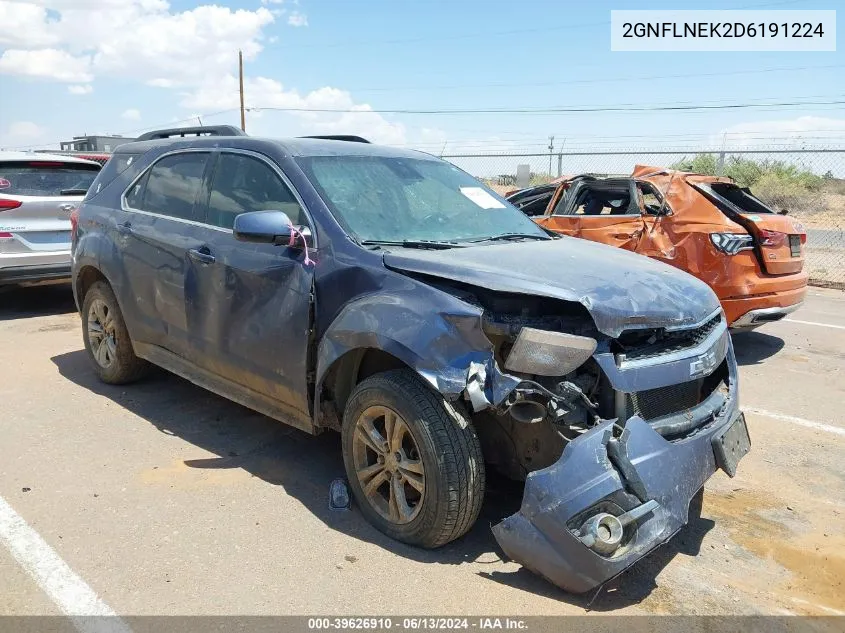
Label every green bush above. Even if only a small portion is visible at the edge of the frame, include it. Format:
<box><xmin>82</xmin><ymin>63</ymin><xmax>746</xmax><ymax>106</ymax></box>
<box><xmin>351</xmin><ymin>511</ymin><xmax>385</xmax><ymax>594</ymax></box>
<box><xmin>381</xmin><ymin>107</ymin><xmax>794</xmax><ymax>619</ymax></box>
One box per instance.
<box><xmin>751</xmin><ymin>173</ymin><xmax>817</xmax><ymax>214</ymax></box>
<box><xmin>670</xmin><ymin>153</ymin><xmax>828</xmax><ymax>215</ymax></box>
<box><xmin>672</xmin><ymin>154</ymin><xmax>823</xmax><ymax>189</ymax></box>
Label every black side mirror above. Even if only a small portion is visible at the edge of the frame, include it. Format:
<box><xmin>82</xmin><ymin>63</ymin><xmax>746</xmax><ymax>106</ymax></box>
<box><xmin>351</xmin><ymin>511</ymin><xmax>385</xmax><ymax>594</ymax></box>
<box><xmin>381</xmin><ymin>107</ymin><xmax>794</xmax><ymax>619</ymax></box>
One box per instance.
<box><xmin>233</xmin><ymin>210</ymin><xmax>299</xmax><ymax>245</ymax></box>
<box><xmin>779</xmin><ymin>208</ymin><xmax>789</xmax><ymax>215</ymax></box>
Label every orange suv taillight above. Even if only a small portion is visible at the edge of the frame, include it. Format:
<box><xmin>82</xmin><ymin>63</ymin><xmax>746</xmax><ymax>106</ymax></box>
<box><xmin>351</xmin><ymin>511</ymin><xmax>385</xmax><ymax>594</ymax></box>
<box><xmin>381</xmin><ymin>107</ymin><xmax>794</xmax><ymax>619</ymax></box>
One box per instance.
<box><xmin>710</xmin><ymin>232</ymin><xmax>754</xmax><ymax>255</ymax></box>
<box><xmin>758</xmin><ymin>229</ymin><xmax>787</xmax><ymax>247</ymax></box>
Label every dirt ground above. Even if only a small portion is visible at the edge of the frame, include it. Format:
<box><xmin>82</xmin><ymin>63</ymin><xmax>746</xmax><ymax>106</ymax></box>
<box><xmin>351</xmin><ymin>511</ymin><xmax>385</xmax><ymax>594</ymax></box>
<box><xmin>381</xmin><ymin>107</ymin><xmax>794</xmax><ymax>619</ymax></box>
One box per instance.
<box><xmin>1</xmin><ymin>284</ymin><xmax>843</xmax><ymax>618</ymax></box>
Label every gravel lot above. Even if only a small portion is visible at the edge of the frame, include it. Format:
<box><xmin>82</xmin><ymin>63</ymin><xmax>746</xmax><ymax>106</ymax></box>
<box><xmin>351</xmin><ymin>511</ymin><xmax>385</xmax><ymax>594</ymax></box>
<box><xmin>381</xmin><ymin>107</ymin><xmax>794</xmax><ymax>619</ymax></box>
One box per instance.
<box><xmin>1</xmin><ymin>284</ymin><xmax>843</xmax><ymax>617</ymax></box>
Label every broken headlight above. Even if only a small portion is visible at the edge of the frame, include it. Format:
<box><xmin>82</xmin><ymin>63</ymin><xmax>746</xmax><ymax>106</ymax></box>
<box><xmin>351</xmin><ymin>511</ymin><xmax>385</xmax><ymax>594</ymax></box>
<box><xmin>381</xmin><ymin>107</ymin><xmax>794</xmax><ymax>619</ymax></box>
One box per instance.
<box><xmin>504</xmin><ymin>328</ymin><xmax>597</xmax><ymax>377</ymax></box>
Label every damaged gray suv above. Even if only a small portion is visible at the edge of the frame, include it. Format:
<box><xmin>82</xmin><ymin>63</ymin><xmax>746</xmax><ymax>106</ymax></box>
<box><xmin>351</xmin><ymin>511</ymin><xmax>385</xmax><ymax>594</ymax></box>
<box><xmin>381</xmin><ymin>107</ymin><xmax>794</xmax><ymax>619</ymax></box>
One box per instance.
<box><xmin>71</xmin><ymin>127</ymin><xmax>750</xmax><ymax>593</ymax></box>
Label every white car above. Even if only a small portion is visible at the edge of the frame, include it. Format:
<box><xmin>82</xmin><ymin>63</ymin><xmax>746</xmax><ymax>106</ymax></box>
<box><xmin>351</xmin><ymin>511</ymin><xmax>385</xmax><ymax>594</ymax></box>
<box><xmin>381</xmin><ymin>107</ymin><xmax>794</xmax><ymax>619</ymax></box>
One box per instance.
<box><xmin>0</xmin><ymin>152</ymin><xmax>101</xmax><ymax>286</ymax></box>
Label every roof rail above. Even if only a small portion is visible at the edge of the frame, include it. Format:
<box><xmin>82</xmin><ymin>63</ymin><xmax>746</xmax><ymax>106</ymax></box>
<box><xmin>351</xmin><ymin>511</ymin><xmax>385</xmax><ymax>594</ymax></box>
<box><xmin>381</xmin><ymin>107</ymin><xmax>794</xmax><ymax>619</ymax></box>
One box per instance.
<box><xmin>300</xmin><ymin>135</ymin><xmax>371</xmax><ymax>144</ymax></box>
<box><xmin>135</xmin><ymin>125</ymin><xmax>246</xmax><ymax>142</ymax></box>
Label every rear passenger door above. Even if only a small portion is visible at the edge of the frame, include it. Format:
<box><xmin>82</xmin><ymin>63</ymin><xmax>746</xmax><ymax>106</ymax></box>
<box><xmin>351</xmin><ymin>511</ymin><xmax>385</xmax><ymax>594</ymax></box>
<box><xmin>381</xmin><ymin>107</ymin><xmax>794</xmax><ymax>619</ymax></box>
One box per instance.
<box><xmin>185</xmin><ymin>150</ymin><xmax>314</xmax><ymax>418</ymax></box>
<box><xmin>119</xmin><ymin>150</ymin><xmax>211</xmax><ymax>357</ymax></box>
<box><xmin>540</xmin><ymin>180</ymin><xmax>646</xmax><ymax>251</ymax></box>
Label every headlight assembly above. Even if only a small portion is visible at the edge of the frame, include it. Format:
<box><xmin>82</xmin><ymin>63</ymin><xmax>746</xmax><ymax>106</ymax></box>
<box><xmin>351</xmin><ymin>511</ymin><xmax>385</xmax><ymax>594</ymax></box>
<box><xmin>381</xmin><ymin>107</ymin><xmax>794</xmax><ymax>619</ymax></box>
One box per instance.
<box><xmin>504</xmin><ymin>328</ymin><xmax>597</xmax><ymax>376</ymax></box>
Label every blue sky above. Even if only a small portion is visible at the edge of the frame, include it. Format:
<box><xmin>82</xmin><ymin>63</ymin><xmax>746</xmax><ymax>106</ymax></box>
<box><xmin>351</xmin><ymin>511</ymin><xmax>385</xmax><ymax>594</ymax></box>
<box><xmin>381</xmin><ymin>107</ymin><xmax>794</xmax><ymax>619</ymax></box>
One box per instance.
<box><xmin>0</xmin><ymin>0</ymin><xmax>842</xmax><ymax>154</ymax></box>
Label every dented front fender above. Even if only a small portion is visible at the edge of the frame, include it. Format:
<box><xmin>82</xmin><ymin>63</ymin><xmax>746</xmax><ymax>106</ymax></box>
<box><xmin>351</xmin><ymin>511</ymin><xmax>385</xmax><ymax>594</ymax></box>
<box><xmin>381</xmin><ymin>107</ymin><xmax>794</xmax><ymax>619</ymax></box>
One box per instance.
<box><xmin>314</xmin><ymin>288</ymin><xmax>520</xmax><ymax>415</ymax></box>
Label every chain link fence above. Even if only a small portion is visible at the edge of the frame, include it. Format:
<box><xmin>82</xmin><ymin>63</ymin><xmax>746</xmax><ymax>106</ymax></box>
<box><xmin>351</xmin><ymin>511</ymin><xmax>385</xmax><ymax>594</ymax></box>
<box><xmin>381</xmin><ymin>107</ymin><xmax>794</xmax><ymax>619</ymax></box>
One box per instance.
<box><xmin>442</xmin><ymin>149</ymin><xmax>845</xmax><ymax>287</ymax></box>
<box><xmin>46</xmin><ymin>147</ymin><xmax>844</xmax><ymax>286</ymax></box>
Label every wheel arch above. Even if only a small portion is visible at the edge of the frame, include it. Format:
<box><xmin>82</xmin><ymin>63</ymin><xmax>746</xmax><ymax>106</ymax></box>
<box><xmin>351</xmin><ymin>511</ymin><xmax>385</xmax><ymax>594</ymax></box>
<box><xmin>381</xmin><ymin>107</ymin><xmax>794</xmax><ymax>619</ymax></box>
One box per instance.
<box><xmin>315</xmin><ymin>342</ymin><xmax>431</xmax><ymax>430</ymax></box>
<box><xmin>75</xmin><ymin>265</ymin><xmax>110</xmax><ymax>307</ymax></box>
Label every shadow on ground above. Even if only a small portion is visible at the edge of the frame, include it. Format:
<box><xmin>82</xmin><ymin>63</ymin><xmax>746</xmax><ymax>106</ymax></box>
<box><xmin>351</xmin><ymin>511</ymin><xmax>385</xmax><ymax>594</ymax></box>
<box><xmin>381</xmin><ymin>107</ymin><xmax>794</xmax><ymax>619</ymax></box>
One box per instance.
<box><xmin>51</xmin><ymin>349</ymin><xmax>713</xmax><ymax>610</ymax></box>
<box><xmin>0</xmin><ymin>283</ymin><xmax>76</xmax><ymax>321</ymax></box>
<box><xmin>731</xmin><ymin>330</ymin><xmax>785</xmax><ymax>366</ymax></box>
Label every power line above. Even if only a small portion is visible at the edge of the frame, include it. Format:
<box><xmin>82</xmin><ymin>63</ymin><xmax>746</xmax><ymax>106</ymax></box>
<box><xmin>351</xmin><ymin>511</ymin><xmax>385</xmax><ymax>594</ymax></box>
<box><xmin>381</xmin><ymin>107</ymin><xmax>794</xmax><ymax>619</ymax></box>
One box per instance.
<box><xmin>250</xmin><ymin>98</ymin><xmax>845</xmax><ymax>116</ymax></box>
<box><xmin>345</xmin><ymin>64</ymin><xmax>845</xmax><ymax>94</ymax></box>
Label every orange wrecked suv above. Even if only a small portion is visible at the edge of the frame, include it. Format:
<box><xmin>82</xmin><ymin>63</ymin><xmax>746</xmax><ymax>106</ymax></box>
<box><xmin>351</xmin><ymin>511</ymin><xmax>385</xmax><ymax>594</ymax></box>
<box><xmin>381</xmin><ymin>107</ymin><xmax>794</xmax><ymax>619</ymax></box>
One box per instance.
<box><xmin>507</xmin><ymin>165</ymin><xmax>808</xmax><ymax>329</ymax></box>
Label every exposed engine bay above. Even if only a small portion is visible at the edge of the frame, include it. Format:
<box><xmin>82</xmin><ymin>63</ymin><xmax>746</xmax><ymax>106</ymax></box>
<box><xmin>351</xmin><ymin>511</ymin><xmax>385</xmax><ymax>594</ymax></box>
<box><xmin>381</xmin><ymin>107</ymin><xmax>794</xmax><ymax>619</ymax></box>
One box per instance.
<box><xmin>423</xmin><ymin>278</ymin><xmax>733</xmax><ymax>484</ymax></box>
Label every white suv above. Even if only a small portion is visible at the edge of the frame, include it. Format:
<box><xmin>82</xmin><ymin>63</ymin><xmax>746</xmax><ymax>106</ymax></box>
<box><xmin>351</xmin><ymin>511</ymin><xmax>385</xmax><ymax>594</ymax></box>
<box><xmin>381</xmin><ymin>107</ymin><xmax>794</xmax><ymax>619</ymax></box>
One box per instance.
<box><xmin>0</xmin><ymin>152</ymin><xmax>101</xmax><ymax>286</ymax></box>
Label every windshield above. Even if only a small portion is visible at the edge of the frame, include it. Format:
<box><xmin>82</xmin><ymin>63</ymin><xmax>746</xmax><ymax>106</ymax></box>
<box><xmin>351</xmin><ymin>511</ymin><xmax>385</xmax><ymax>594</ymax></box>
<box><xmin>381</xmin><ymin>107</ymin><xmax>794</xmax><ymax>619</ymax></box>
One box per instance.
<box><xmin>296</xmin><ymin>155</ymin><xmax>549</xmax><ymax>243</ymax></box>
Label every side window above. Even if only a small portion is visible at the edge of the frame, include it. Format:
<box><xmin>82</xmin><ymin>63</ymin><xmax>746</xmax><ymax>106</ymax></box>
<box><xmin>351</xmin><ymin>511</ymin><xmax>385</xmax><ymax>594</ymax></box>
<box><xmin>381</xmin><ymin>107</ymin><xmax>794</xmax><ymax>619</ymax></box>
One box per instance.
<box><xmin>558</xmin><ymin>185</ymin><xmax>636</xmax><ymax>216</ymax></box>
<box><xmin>124</xmin><ymin>172</ymin><xmax>148</xmax><ymax>209</ymax></box>
<box><xmin>206</xmin><ymin>153</ymin><xmax>305</xmax><ymax>230</ymax></box>
<box><xmin>638</xmin><ymin>183</ymin><xmax>666</xmax><ymax>215</ymax></box>
<box><xmin>141</xmin><ymin>152</ymin><xmax>209</xmax><ymax>221</ymax></box>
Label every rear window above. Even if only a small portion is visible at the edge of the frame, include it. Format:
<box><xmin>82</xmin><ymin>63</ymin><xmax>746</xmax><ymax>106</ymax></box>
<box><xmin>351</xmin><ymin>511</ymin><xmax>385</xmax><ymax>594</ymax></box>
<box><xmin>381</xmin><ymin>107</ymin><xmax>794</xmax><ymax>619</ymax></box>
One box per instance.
<box><xmin>707</xmin><ymin>182</ymin><xmax>775</xmax><ymax>215</ymax></box>
<box><xmin>86</xmin><ymin>153</ymin><xmax>144</xmax><ymax>199</ymax></box>
<box><xmin>0</xmin><ymin>161</ymin><xmax>100</xmax><ymax>197</ymax></box>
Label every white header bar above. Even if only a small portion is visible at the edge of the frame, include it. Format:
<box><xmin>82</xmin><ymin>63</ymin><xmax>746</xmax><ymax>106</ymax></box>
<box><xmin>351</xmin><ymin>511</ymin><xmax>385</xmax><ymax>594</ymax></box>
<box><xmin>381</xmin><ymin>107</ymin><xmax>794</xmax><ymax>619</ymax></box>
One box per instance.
<box><xmin>611</xmin><ymin>10</ymin><xmax>836</xmax><ymax>52</ymax></box>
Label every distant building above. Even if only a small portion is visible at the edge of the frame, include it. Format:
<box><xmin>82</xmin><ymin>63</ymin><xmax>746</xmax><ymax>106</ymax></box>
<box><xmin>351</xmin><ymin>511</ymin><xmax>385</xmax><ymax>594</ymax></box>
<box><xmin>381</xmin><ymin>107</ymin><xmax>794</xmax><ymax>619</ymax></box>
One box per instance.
<box><xmin>60</xmin><ymin>135</ymin><xmax>133</xmax><ymax>153</ymax></box>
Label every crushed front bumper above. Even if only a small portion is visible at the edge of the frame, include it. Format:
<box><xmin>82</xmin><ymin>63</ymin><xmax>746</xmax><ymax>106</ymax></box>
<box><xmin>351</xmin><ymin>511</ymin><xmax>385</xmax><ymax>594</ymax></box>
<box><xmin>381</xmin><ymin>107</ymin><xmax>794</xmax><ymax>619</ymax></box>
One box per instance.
<box><xmin>492</xmin><ymin>393</ymin><xmax>746</xmax><ymax>594</ymax></box>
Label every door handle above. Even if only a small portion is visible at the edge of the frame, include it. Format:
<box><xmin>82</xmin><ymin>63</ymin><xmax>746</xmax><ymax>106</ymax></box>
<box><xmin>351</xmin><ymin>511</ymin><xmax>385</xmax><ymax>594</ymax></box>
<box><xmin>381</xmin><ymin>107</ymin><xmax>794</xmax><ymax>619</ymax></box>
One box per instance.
<box><xmin>188</xmin><ymin>247</ymin><xmax>216</xmax><ymax>264</ymax></box>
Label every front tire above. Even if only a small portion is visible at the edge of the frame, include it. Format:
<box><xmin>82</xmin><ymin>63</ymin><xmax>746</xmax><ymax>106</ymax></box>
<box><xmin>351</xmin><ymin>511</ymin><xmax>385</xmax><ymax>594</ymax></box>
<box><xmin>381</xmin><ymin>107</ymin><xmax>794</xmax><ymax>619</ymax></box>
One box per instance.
<box><xmin>81</xmin><ymin>281</ymin><xmax>149</xmax><ymax>384</ymax></box>
<box><xmin>342</xmin><ymin>369</ymin><xmax>485</xmax><ymax>548</ymax></box>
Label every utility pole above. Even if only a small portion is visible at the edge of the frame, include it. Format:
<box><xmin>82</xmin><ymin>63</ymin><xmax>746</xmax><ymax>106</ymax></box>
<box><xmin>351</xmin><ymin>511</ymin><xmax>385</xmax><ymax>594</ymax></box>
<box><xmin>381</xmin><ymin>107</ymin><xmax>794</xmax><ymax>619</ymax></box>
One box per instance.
<box><xmin>716</xmin><ymin>131</ymin><xmax>727</xmax><ymax>175</ymax></box>
<box><xmin>548</xmin><ymin>135</ymin><xmax>555</xmax><ymax>177</ymax></box>
<box><xmin>557</xmin><ymin>137</ymin><xmax>565</xmax><ymax>177</ymax></box>
<box><xmin>238</xmin><ymin>50</ymin><xmax>246</xmax><ymax>133</ymax></box>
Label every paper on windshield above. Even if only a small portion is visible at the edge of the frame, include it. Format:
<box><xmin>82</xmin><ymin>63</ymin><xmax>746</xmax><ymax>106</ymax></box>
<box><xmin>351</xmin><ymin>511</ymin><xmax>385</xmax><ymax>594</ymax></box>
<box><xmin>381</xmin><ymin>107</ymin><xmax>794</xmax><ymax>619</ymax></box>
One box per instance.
<box><xmin>460</xmin><ymin>187</ymin><xmax>506</xmax><ymax>209</ymax></box>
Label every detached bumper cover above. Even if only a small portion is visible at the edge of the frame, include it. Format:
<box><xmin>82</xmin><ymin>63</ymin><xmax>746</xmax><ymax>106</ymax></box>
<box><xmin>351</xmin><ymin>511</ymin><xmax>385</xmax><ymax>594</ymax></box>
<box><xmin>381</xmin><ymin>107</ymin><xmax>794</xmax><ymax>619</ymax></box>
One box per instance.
<box><xmin>492</xmin><ymin>402</ymin><xmax>744</xmax><ymax>594</ymax></box>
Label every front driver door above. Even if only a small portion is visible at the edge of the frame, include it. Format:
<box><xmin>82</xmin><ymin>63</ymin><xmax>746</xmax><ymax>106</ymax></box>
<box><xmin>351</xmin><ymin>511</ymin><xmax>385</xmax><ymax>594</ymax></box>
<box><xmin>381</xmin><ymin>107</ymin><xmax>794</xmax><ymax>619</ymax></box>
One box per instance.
<box><xmin>185</xmin><ymin>150</ymin><xmax>314</xmax><ymax>418</ymax></box>
<box><xmin>539</xmin><ymin>179</ymin><xmax>646</xmax><ymax>251</ymax></box>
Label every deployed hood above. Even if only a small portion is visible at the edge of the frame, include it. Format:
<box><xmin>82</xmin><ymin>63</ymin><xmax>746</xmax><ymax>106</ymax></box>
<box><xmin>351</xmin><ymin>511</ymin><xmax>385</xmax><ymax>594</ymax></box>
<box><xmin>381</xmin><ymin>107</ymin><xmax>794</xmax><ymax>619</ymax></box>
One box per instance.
<box><xmin>383</xmin><ymin>237</ymin><xmax>720</xmax><ymax>338</ymax></box>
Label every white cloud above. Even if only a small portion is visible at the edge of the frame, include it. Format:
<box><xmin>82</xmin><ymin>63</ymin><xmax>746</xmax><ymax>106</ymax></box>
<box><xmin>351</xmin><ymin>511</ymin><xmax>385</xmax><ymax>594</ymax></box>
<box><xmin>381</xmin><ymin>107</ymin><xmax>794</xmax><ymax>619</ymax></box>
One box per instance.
<box><xmin>0</xmin><ymin>1</ymin><xmax>273</xmax><ymax>86</ymax></box>
<box><xmin>181</xmin><ymin>75</ymin><xmax>408</xmax><ymax>145</ymax></box>
<box><xmin>68</xmin><ymin>83</ymin><xmax>93</xmax><ymax>95</ymax></box>
<box><xmin>0</xmin><ymin>48</ymin><xmax>92</xmax><ymax>82</ymax></box>
<box><xmin>8</xmin><ymin>121</ymin><xmax>46</xmax><ymax>138</ymax></box>
<box><xmin>0</xmin><ymin>121</ymin><xmax>48</xmax><ymax>149</ymax></box>
<box><xmin>121</xmin><ymin>108</ymin><xmax>141</xmax><ymax>120</ymax></box>
<box><xmin>716</xmin><ymin>116</ymin><xmax>845</xmax><ymax>150</ymax></box>
<box><xmin>287</xmin><ymin>11</ymin><xmax>308</xmax><ymax>27</ymax></box>
<box><xmin>0</xmin><ymin>0</ymin><xmax>439</xmax><ymax>150</ymax></box>
<box><xmin>0</xmin><ymin>2</ymin><xmax>59</xmax><ymax>47</ymax></box>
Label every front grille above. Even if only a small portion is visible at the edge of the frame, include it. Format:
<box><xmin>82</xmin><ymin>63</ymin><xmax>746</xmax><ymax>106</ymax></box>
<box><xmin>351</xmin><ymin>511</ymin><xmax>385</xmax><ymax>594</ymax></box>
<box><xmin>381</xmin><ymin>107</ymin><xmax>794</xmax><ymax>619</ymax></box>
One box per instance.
<box><xmin>619</xmin><ymin>313</ymin><xmax>722</xmax><ymax>363</ymax></box>
<box><xmin>624</xmin><ymin>379</ymin><xmax>703</xmax><ymax>421</ymax></box>
<box><xmin>620</xmin><ymin>359</ymin><xmax>730</xmax><ymax>436</ymax></box>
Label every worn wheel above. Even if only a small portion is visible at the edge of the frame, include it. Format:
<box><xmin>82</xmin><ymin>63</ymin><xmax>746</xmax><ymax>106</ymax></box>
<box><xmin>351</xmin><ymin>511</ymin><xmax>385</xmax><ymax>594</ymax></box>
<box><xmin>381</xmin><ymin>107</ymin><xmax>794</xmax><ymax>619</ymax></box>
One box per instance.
<box><xmin>81</xmin><ymin>281</ymin><xmax>149</xmax><ymax>384</ymax></box>
<box><xmin>342</xmin><ymin>369</ymin><xmax>485</xmax><ymax>548</ymax></box>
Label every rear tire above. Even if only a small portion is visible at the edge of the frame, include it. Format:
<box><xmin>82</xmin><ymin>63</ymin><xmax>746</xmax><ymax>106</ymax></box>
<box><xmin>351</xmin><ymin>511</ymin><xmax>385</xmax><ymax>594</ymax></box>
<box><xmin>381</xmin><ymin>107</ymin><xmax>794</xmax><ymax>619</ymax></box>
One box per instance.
<box><xmin>342</xmin><ymin>369</ymin><xmax>485</xmax><ymax>548</ymax></box>
<box><xmin>81</xmin><ymin>281</ymin><xmax>149</xmax><ymax>384</ymax></box>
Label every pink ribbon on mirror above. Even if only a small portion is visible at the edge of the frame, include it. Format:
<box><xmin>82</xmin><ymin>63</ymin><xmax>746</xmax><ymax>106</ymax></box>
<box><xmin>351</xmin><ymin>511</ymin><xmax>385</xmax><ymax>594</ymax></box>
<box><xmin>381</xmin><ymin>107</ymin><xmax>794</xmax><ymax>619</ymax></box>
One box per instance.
<box><xmin>287</xmin><ymin>223</ymin><xmax>314</xmax><ymax>266</ymax></box>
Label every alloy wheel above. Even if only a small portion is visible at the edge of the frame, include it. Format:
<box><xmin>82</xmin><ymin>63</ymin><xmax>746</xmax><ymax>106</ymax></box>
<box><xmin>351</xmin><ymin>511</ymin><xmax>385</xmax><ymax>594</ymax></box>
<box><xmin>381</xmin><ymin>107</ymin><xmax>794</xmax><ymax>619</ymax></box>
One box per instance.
<box><xmin>87</xmin><ymin>298</ymin><xmax>117</xmax><ymax>369</ymax></box>
<box><xmin>351</xmin><ymin>405</ymin><xmax>426</xmax><ymax>524</ymax></box>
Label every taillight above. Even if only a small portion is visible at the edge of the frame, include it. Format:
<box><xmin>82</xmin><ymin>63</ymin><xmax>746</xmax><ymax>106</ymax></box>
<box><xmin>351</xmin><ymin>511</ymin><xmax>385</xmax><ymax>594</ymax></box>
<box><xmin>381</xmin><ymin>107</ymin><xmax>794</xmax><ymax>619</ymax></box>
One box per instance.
<box><xmin>759</xmin><ymin>229</ymin><xmax>786</xmax><ymax>247</ymax></box>
<box><xmin>0</xmin><ymin>199</ymin><xmax>22</xmax><ymax>211</ymax></box>
<box><xmin>70</xmin><ymin>208</ymin><xmax>80</xmax><ymax>241</ymax></box>
<box><xmin>800</xmin><ymin>233</ymin><xmax>807</xmax><ymax>245</ymax></box>
<box><xmin>710</xmin><ymin>232</ymin><xmax>754</xmax><ymax>255</ymax></box>
<box><xmin>0</xmin><ymin>232</ymin><xmax>13</xmax><ymax>239</ymax></box>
